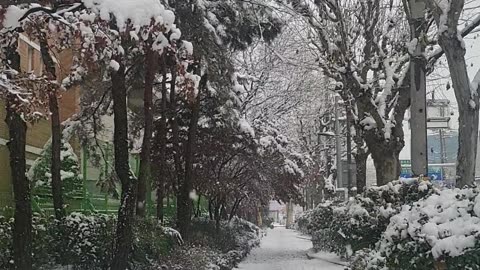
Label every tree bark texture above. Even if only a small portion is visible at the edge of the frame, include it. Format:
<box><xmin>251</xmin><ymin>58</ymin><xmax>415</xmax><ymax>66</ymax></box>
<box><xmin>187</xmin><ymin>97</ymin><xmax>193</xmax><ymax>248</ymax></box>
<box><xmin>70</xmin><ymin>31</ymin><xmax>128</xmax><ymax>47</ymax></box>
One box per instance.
<box><xmin>7</xmin><ymin>106</ymin><xmax>32</xmax><ymax>270</ymax></box>
<box><xmin>39</xmin><ymin>35</ymin><xmax>65</xmax><ymax>219</ymax></box>
<box><xmin>354</xmin><ymin>150</ymin><xmax>368</xmax><ymax>192</ymax></box>
<box><xmin>176</xmin><ymin>74</ymin><xmax>205</xmax><ymax>236</ymax></box>
<box><xmin>441</xmin><ymin>37</ymin><xmax>479</xmax><ymax>187</ymax></box>
<box><xmin>136</xmin><ymin>48</ymin><xmax>157</xmax><ymax>217</ymax></box>
<box><xmin>5</xmin><ymin>49</ymin><xmax>32</xmax><ymax>270</ymax></box>
<box><xmin>110</xmin><ymin>64</ymin><xmax>137</xmax><ymax>270</ymax></box>
<box><xmin>371</xmin><ymin>150</ymin><xmax>401</xmax><ymax>186</ymax></box>
<box><xmin>425</xmin><ymin>0</ymin><xmax>478</xmax><ymax>187</ymax></box>
<box><xmin>155</xmin><ymin>58</ymin><xmax>168</xmax><ymax>221</ymax></box>
<box><xmin>353</xmin><ymin>68</ymin><xmax>410</xmax><ymax>186</ymax></box>
<box><xmin>169</xmin><ymin>68</ymin><xmax>183</xmax><ymax>186</ymax></box>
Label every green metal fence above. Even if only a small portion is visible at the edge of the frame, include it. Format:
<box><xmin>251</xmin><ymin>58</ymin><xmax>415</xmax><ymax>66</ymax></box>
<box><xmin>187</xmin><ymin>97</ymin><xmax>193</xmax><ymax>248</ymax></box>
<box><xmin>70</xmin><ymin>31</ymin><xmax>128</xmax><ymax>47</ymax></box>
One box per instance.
<box><xmin>1</xmin><ymin>145</ymin><xmax>161</xmax><ymax>217</ymax></box>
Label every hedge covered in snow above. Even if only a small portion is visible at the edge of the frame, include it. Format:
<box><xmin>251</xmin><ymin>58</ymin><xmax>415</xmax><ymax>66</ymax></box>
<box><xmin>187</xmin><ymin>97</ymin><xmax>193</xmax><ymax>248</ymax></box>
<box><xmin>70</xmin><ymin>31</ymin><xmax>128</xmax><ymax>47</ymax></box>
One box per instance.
<box><xmin>296</xmin><ymin>179</ymin><xmax>438</xmax><ymax>258</ymax></box>
<box><xmin>352</xmin><ymin>187</ymin><xmax>480</xmax><ymax>270</ymax></box>
<box><xmin>0</xmin><ymin>213</ymin><xmax>176</xmax><ymax>269</ymax></box>
<box><xmin>0</xmin><ymin>213</ymin><xmax>260</xmax><ymax>270</ymax></box>
<box><xmin>297</xmin><ymin>179</ymin><xmax>480</xmax><ymax>269</ymax></box>
<box><xmin>178</xmin><ymin>217</ymin><xmax>262</xmax><ymax>270</ymax></box>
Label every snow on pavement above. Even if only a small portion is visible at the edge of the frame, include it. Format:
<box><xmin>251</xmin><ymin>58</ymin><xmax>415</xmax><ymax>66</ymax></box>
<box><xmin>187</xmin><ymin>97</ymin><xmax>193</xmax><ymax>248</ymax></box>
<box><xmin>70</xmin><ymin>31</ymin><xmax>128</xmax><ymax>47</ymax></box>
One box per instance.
<box><xmin>235</xmin><ymin>227</ymin><xmax>345</xmax><ymax>270</ymax></box>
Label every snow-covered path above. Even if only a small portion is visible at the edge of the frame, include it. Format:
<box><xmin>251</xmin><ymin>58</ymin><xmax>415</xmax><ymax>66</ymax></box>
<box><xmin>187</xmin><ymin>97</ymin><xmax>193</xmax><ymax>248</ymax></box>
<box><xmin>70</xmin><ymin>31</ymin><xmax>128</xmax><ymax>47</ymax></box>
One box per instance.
<box><xmin>235</xmin><ymin>227</ymin><xmax>344</xmax><ymax>270</ymax></box>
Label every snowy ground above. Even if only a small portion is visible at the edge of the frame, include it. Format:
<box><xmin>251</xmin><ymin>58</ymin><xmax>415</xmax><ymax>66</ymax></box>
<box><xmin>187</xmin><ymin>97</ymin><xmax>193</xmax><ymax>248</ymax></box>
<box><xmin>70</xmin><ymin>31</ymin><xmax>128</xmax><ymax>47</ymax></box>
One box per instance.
<box><xmin>234</xmin><ymin>227</ymin><xmax>345</xmax><ymax>270</ymax></box>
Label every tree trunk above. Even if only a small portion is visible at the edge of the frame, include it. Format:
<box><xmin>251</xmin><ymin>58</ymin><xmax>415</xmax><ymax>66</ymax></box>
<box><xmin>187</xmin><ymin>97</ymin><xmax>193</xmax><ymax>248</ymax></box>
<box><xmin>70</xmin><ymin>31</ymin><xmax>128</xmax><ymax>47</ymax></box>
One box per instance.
<box><xmin>353</xmin><ymin>122</ymin><xmax>368</xmax><ymax>192</ymax></box>
<box><xmin>177</xmin><ymin>81</ymin><xmax>202</xmax><ymax>236</ymax></box>
<box><xmin>371</xmin><ymin>151</ymin><xmax>400</xmax><ymax>186</ymax></box>
<box><xmin>49</xmin><ymin>92</ymin><xmax>64</xmax><ymax>219</ymax></box>
<box><xmin>256</xmin><ymin>205</ymin><xmax>263</xmax><ymax>227</ymax></box>
<box><xmin>39</xmin><ymin>34</ymin><xmax>64</xmax><ymax>219</ymax></box>
<box><xmin>195</xmin><ymin>194</ymin><xmax>202</xmax><ymax>217</ymax></box>
<box><xmin>5</xmin><ymin>48</ymin><xmax>32</xmax><ymax>270</ymax></box>
<box><xmin>424</xmin><ymin>0</ymin><xmax>479</xmax><ymax>186</ymax></box>
<box><xmin>208</xmin><ymin>199</ymin><xmax>214</xmax><ymax>220</ymax></box>
<box><xmin>214</xmin><ymin>201</ymin><xmax>221</xmax><ymax>231</ymax></box>
<box><xmin>355</xmin><ymin>152</ymin><xmax>368</xmax><ymax>192</ymax></box>
<box><xmin>110</xmin><ymin>64</ymin><xmax>137</xmax><ymax>270</ymax></box>
<box><xmin>169</xmin><ymin>68</ymin><xmax>182</xmax><ymax>185</ymax></box>
<box><xmin>228</xmin><ymin>197</ymin><xmax>241</xmax><ymax>221</ymax></box>
<box><xmin>7</xmin><ymin>106</ymin><xmax>32</xmax><ymax>270</ymax></box>
<box><xmin>136</xmin><ymin>49</ymin><xmax>157</xmax><ymax>217</ymax></box>
<box><xmin>156</xmin><ymin>57</ymin><xmax>168</xmax><ymax>221</ymax></box>
<box><xmin>439</xmin><ymin>37</ymin><xmax>479</xmax><ymax>187</ymax></box>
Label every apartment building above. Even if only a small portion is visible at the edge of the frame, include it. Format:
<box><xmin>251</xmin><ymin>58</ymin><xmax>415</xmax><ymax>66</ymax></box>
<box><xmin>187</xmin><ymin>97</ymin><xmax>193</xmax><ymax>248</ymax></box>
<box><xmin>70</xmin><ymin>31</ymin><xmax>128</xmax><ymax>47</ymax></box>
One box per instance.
<box><xmin>0</xmin><ymin>34</ymin><xmax>81</xmax><ymax>207</ymax></box>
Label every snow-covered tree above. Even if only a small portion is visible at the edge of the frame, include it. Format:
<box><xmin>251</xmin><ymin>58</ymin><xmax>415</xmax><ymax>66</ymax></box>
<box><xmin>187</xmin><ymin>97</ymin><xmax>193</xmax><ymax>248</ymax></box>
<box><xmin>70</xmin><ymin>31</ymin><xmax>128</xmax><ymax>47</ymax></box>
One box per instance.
<box><xmin>28</xmin><ymin>139</ymin><xmax>83</xmax><ymax>199</ymax></box>
<box><xmin>49</xmin><ymin>1</ymin><xmax>195</xmax><ymax>268</ymax></box>
<box><xmin>281</xmin><ymin>0</ymin><xmax>412</xmax><ymax>185</ymax></box>
<box><xmin>0</xmin><ymin>3</ymin><xmax>62</xmax><ymax>268</ymax></box>
<box><xmin>423</xmin><ymin>0</ymin><xmax>480</xmax><ymax>186</ymax></box>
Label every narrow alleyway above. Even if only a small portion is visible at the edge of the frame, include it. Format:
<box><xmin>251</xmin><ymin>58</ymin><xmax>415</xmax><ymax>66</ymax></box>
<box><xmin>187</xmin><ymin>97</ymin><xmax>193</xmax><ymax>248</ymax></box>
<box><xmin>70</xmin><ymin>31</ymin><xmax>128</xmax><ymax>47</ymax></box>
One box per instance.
<box><xmin>235</xmin><ymin>227</ymin><xmax>345</xmax><ymax>270</ymax></box>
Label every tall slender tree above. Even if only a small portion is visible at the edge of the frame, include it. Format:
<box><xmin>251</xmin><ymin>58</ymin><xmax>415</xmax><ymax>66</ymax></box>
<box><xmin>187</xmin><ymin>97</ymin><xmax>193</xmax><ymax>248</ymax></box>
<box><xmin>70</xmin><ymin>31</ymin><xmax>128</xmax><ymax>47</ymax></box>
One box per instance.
<box><xmin>136</xmin><ymin>45</ymin><xmax>158</xmax><ymax>217</ymax></box>
<box><xmin>424</xmin><ymin>0</ymin><xmax>480</xmax><ymax>187</ymax></box>
<box><xmin>4</xmin><ymin>48</ymin><xmax>32</xmax><ymax>270</ymax></box>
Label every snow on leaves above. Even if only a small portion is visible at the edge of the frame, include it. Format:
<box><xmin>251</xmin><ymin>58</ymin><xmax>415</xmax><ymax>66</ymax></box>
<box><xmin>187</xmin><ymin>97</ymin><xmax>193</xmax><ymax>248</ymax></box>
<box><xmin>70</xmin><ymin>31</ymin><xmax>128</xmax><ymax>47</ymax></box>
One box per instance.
<box><xmin>49</xmin><ymin>0</ymin><xmax>192</xmax><ymax>89</ymax></box>
<box><xmin>0</xmin><ymin>72</ymin><xmax>52</xmax><ymax>122</ymax></box>
<box><xmin>197</xmin><ymin>0</ymin><xmax>283</xmax><ymax>50</ymax></box>
<box><xmin>359</xmin><ymin>186</ymin><xmax>480</xmax><ymax>269</ymax></box>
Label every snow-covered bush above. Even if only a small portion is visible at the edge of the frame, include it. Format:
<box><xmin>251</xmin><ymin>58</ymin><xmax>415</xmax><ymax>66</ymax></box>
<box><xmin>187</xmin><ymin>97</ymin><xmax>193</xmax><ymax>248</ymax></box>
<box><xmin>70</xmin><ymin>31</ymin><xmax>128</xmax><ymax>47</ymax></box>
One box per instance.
<box><xmin>295</xmin><ymin>209</ymin><xmax>313</xmax><ymax>234</ymax></box>
<box><xmin>190</xmin><ymin>217</ymin><xmax>261</xmax><ymax>252</ymax></box>
<box><xmin>47</xmin><ymin>213</ymin><xmax>116</xmax><ymax>269</ymax></box>
<box><xmin>29</xmin><ymin>140</ymin><xmax>83</xmax><ymax>198</ymax></box>
<box><xmin>0</xmin><ymin>213</ymin><xmax>178</xmax><ymax>269</ymax></box>
<box><xmin>186</xmin><ymin>217</ymin><xmax>261</xmax><ymax>269</ymax></box>
<box><xmin>301</xmin><ymin>179</ymin><xmax>438</xmax><ymax>258</ymax></box>
<box><xmin>0</xmin><ymin>216</ymin><xmax>12</xmax><ymax>268</ymax></box>
<box><xmin>131</xmin><ymin>217</ymin><xmax>176</xmax><ymax>268</ymax></box>
<box><xmin>353</xmin><ymin>187</ymin><xmax>480</xmax><ymax>270</ymax></box>
<box><xmin>296</xmin><ymin>202</ymin><xmax>335</xmax><ymax>235</ymax></box>
<box><xmin>0</xmin><ymin>213</ymin><xmax>115</xmax><ymax>269</ymax></box>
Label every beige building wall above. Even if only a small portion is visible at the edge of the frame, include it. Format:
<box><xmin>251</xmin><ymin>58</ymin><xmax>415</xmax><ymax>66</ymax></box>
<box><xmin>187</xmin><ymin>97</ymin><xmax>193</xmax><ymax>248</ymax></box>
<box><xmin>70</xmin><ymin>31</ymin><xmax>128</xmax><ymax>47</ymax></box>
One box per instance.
<box><xmin>0</xmin><ymin>34</ymin><xmax>80</xmax><ymax>208</ymax></box>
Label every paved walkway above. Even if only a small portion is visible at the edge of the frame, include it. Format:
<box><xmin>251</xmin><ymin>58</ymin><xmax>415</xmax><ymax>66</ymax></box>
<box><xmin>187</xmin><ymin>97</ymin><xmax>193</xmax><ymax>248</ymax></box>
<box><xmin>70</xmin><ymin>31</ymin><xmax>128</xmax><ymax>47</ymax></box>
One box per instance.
<box><xmin>234</xmin><ymin>227</ymin><xmax>345</xmax><ymax>270</ymax></box>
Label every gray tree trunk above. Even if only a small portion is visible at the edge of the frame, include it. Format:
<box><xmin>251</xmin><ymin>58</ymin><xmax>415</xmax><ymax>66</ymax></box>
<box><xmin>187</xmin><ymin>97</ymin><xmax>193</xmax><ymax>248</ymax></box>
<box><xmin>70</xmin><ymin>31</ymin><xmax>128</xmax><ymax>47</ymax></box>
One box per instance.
<box><xmin>425</xmin><ymin>0</ymin><xmax>479</xmax><ymax>187</ymax></box>
<box><xmin>441</xmin><ymin>37</ymin><xmax>479</xmax><ymax>187</ymax></box>
<box><xmin>371</xmin><ymin>150</ymin><xmax>401</xmax><ymax>186</ymax></box>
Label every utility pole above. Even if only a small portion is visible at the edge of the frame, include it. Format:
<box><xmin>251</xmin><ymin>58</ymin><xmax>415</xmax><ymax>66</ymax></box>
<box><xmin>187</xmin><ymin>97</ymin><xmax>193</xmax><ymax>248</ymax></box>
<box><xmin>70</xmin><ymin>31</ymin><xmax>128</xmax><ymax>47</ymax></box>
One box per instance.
<box><xmin>408</xmin><ymin>0</ymin><xmax>428</xmax><ymax>177</ymax></box>
<box><xmin>439</xmin><ymin>129</ymin><xmax>446</xmax><ymax>177</ymax></box>
<box><xmin>334</xmin><ymin>95</ymin><xmax>343</xmax><ymax>188</ymax></box>
<box><xmin>439</xmin><ymin>103</ymin><xmax>447</xmax><ymax>179</ymax></box>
